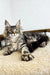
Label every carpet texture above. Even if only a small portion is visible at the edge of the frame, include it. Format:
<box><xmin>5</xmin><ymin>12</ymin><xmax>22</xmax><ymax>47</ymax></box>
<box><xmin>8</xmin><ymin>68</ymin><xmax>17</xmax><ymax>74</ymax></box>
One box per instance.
<box><xmin>0</xmin><ymin>42</ymin><xmax>50</xmax><ymax>75</ymax></box>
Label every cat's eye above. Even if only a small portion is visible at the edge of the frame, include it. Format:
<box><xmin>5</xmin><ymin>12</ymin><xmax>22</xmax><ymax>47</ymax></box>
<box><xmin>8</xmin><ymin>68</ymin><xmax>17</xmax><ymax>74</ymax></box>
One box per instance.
<box><xmin>8</xmin><ymin>31</ymin><xmax>12</xmax><ymax>34</ymax></box>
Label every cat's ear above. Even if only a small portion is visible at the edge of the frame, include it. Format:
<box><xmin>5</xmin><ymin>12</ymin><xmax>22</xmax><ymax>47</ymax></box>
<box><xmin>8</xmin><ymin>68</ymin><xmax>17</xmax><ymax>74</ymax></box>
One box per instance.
<box><xmin>16</xmin><ymin>20</ymin><xmax>23</xmax><ymax>34</ymax></box>
<box><xmin>16</xmin><ymin>20</ymin><xmax>21</xmax><ymax>30</ymax></box>
<box><xmin>5</xmin><ymin>20</ymin><xmax>10</xmax><ymax>29</ymax></box>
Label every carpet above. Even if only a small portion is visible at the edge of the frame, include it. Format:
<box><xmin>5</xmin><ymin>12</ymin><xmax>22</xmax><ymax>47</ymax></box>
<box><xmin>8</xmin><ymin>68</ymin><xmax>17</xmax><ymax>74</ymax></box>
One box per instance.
<box><xmin>0</xmin><ymin>41</ymin><xmax>50</xmax><ymax>75</ymax></box>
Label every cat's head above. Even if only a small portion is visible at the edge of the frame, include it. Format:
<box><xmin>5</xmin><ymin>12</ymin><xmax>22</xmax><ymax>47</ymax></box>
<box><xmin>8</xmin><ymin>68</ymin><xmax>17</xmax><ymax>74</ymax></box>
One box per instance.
<box><xmin>4</xmin><ymin>20</ymin><xmax>22</xmax><ymax>37</ymax></box>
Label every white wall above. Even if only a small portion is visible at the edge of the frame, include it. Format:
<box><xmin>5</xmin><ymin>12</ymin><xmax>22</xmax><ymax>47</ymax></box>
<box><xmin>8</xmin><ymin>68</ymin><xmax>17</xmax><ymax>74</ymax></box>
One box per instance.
<box><xmin>11</xmin><ymin>0</ymin><xmax>50</xmax><ymax>31</ymax></box>
<box><xmin>0</xmin><ymin>0</ymin><xmax>50</xmax><ymax>34</ymax></box>
<box><xmin>0</xmin><ymin>0</ymin><xmax>12</xmax><ymax>34</ymax></box>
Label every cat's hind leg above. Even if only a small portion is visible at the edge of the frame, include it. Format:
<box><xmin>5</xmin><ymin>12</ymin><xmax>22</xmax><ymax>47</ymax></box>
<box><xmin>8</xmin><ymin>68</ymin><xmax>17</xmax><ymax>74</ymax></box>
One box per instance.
<box><xmin>39</xmin><ymin>42</ymin><xmax>47</xmax><ymax>47</ymax></box>
<box><xmin>21</xmin><ymin>46</ymin><xmax>34</xmax><ymax>61</ymax></box>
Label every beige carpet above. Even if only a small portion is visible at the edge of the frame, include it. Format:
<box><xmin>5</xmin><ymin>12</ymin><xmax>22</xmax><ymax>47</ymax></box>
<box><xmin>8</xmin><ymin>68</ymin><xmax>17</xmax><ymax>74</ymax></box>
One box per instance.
<box><xmin>0</xmin><ymin>41</ymin><xmax>50</xmax><ymax>75</ymax></box>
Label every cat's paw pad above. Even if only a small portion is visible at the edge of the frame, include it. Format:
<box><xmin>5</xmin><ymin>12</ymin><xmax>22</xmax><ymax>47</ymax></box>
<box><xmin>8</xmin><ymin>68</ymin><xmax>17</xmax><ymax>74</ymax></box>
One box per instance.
<box><xmin>21</xmin><ymin>53</ymin><xmax>34</xmax><ymax>61</ymax></box>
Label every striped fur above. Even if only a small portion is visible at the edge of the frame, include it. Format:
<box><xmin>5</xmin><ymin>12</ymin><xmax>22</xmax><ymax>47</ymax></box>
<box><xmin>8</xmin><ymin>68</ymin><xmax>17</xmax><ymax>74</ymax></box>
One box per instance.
<box><xmin>3</xmin><ymin>20</ymin><xmax>49</xmax><ymax>61</ymax></box>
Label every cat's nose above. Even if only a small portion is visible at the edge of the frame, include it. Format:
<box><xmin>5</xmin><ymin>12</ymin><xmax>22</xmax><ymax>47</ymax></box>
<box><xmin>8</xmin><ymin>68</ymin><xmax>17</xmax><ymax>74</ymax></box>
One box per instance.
<box><xmin>13</xmin><ymin>31</ymin><xmax>16</xmax><ymax>34</ymax></box>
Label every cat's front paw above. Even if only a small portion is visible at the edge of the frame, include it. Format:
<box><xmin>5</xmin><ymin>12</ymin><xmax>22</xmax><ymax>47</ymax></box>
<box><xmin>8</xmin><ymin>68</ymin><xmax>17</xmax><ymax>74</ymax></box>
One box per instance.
<box><xmin>3</xmin><ymin>50</ymin><xmax>12</xmax><ymax>55</ymax></box>
<box><xmin>21</xmin><ymin>53</ymin><xmax>34</xmax><ymax>61</ymax></box>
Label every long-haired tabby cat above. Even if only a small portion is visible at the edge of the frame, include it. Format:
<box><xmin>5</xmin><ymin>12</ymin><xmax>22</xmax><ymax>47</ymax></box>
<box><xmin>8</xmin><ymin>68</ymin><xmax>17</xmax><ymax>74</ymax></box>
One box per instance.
<box><xmin>3</xmin><ymin>20</ymin><xmax>49</xmax><ymax>61</ymax></box>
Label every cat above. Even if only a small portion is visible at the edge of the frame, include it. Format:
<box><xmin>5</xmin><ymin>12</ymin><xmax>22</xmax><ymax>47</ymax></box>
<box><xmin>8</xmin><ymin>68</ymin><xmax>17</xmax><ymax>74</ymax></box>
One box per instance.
<box><xmin>3</xmin><ymin>20</ymin><xmax>49</xmax><ymax>61</ymax></box>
